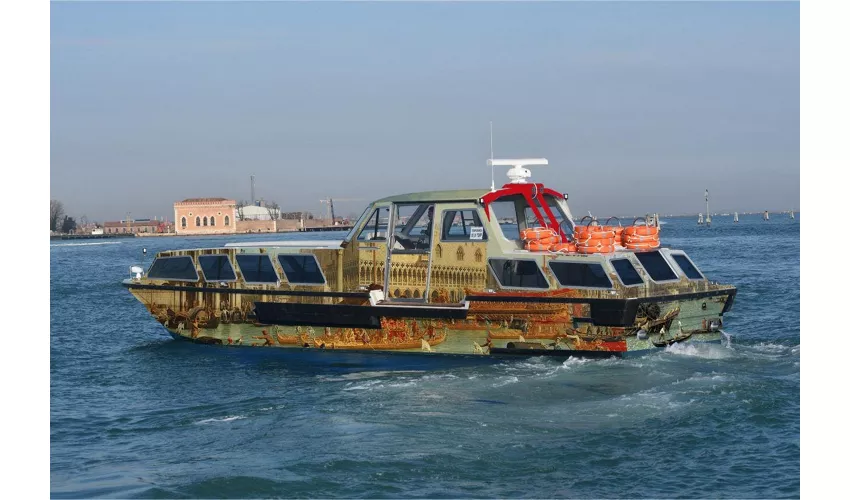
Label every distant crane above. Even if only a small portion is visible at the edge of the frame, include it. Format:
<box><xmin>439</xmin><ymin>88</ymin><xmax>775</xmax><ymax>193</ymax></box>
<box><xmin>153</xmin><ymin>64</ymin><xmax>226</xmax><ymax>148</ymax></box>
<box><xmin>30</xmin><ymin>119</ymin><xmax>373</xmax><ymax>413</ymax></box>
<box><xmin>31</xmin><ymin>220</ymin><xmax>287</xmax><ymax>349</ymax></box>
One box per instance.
<box><xmin>319</xmin><ymin>198</ymin><xmax>363</xmax><ymax>225</ymax></box>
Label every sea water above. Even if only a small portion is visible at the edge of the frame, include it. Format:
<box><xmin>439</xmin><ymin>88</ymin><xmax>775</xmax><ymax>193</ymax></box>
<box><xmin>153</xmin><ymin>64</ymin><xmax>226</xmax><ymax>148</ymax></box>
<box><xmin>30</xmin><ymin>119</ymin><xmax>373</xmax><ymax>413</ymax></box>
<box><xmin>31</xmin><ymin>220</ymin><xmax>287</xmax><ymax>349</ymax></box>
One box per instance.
<box><xmin>50</xmin><ymin>214</ymin><xmax>799</xmax><ymax>498</ymax></box>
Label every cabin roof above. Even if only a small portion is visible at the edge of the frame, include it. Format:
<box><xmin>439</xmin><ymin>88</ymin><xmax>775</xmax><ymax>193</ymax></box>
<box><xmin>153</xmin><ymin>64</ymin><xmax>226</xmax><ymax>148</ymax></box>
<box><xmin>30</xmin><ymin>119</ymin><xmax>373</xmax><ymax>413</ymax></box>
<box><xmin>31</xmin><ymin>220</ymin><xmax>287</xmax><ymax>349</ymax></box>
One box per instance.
<box><xmin>374</xmin><ymin>188</ymin><xmax>491</xmax><ymax>204</ymax></box>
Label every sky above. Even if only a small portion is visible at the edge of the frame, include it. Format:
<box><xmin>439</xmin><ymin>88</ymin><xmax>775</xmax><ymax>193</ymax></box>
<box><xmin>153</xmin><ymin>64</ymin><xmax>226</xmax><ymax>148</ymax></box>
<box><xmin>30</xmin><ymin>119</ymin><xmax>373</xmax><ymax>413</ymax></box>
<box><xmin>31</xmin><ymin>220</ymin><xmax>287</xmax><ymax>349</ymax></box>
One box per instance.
<box><xmin>50</xmin><ymin>1</ymin><xmax>800</xmax><ymax>222</ymax></box>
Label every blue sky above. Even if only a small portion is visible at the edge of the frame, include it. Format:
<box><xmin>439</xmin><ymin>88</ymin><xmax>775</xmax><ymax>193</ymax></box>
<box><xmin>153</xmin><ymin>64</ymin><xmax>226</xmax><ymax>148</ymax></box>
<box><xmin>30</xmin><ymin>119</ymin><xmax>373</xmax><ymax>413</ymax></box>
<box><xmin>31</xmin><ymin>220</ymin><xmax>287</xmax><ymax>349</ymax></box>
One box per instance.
<box><xmin>50</xmin><ymin>1</ymin><xmax>799</xmax><ymax>222</ymax></box>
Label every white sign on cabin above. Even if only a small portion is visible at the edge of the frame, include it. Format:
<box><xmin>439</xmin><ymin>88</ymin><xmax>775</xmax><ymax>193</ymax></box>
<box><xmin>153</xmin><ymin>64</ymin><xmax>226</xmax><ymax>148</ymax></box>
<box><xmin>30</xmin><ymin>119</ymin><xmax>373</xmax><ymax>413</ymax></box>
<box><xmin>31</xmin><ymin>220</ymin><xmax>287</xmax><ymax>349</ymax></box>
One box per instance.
<box><xmin>470</xmin><ymin>226</ymin><xmax>484</xmax><ymax>240</ymax></box>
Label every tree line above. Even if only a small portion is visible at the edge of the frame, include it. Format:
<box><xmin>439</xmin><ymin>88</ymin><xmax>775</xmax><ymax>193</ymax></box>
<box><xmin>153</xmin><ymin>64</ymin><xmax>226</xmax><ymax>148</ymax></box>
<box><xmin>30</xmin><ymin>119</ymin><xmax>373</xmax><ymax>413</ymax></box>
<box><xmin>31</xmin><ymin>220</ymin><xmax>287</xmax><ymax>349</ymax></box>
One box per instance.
<box><xmin>50</xmin><ymin>199</ymin><xmax>78</xmax><ymax>233</ymax></box>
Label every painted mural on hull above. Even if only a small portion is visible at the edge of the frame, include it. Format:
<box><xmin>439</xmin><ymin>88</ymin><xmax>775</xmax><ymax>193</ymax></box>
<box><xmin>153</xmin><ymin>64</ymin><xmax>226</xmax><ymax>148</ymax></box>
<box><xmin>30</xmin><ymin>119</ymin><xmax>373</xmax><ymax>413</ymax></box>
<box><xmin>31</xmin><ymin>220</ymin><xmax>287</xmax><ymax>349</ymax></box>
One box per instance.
<box><xmin>125</xmin><ymin>158</ymin><xmax>736</xmax><ymax>359</ymax></box>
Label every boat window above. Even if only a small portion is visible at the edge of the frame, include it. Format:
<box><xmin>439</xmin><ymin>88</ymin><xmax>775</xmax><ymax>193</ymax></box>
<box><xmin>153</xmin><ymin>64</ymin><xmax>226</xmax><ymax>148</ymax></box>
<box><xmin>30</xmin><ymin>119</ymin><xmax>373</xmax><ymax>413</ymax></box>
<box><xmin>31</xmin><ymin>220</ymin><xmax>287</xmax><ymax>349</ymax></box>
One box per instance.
<box><xmin>441</xmin><ymin>209</ymin><xmax>487</xmax><ymax>242</ymax></box>
<box><xmin>488</xmin><ymin>259</ymin><xmax>549</xmax><ymax>289</ymax></box>
<box><xmin>277</xmin><ymin>255</ymin><xmax>326</xmax><ymax>285</ymax></box>
<box><xmin>671</xmin><ymin>254</ymin><xmax>704</xmax><ymax>280</ymax></box>
<box><xmin>610</xmin><ymin>259</ymin><xmax>644</xmax><ymax>286</ymax></box>
<box><xmin>489</xmin><ymin>200</ymin><xmax>520</xmax><ymax>240</ymax></box>
<box><xmin>356</xmin><ymin>207</ymin><xmax>390</xmax><ymax>242</ymax></box>
<box><xmin>198</xmin><ymin>255</ymin><xmax>237</xmax><ymax>282</ymax></box>
<box><xmin>147</xmin><ymin>256</ymin><xmax>198</xmax><ymax>281</ymax></box>
<box><xmin>391</xmin><ymin>203</ymin><xmax>435</xmax><ymax>251</ymax></box>
<box><xmin>634</xmin><ymin>251</ymin><xmax>678</xmax><ymax>282</ymax></box>
<box><xmin>234</xmin><ymin>254</ymin><xmax>279</xmax><ymax>284</ymax></box>
<box><xmin>542</xmin><ymin>194</ymin><xmax>573</xmax><ymax>234</ymax></box>
<box><xmin>549</xmin><ymin>262</ymin><xmax>612</xmax><ymax>288</ymax></box>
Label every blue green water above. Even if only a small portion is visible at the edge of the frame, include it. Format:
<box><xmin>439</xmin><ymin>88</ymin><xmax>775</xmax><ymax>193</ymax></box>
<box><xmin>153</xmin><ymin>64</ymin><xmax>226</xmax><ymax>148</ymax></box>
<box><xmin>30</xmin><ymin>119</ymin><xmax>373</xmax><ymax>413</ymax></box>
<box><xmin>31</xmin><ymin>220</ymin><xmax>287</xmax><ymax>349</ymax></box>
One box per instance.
<box><xmin>50</xmin><ymin>214</ymin><xmax>799</xmax><ymax>498</ymax></box>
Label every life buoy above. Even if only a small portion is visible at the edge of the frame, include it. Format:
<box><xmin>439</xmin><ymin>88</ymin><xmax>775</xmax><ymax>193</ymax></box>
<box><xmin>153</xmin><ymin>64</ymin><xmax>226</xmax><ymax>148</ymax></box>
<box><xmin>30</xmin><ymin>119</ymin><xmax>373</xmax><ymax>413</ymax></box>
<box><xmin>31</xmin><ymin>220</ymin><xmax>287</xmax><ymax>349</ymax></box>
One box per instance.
<box><xmin>576</xmin><ymin>237</ymin><xmax>615</xmax><ymax>248</ymax></box>
<box><xmin>623</xmin><ymin>234</ymin><xmax>659</xmax><ymax>244</ymax></box>
<box><xmin>624</xmin><ymin>225</ymin><xmax>659</xmax><ymax>237</ymax></box>
<box><xmin>521</xmin><ymin>227</ymin><xmax>555</xmax><ymax>241</ymax></box>
<box><xmin>550</xmin><ymin>243</ymin><xmax>577</xmax><ymax>253</ymax></box>
<box><xmin>577</xmin><ymin>245</ymin><xmax>615</xmax><ymax>254</ymax></box>
<box><xmin>525</xmin><ymin>241</ymin><xmax>553</xmax><ymax>252</ymax></box>
<box><xmin>625</xmin><ymin>241</ymin><xmax>661</xmax><ymax>250</ymax></box>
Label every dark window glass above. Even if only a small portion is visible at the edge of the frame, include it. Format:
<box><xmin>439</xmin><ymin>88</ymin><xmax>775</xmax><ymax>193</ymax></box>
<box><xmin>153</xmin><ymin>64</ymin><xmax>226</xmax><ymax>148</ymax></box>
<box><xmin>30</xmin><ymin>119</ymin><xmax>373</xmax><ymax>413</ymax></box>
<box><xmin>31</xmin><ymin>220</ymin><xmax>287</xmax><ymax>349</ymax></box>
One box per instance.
<box><xmin>442</xmin><ymin>210</ymin><xmax>487</xmax><ymax>241</ymax></box>
<box><xmin>672</xmin><ymin>254</ymin><xmax>704</xmax><ymax>280</ymax></box>
<box><xmin>235</xmin><ymin>254</ymin><xmax>278</xmax><ymax>283</ymax></box>
<box><xmin>278</xmin><ymin>255</ymin><xmax>325</xmax><ymax>284</ymax></box>
<box><xmin>610</xmin><ymin>259</ymin><xmax>644</xmax><ymax>286</ymax></box>
<box><xmin>147</xmin><ymin>256</ymin><xmax>198</xmax><ymax>281</ymax></box>
<box><xmin>198</xmin><ymin>255</ymin><xmax>237</xmax><ymax>281</ymax></box>
<box><xmin>488</xmin><ymin>259</ymin><xmax>549</xmax><ymax>289</ymax></box>
<box><xmin>549</xmin><ymin>262</ymin><xmax>612</xmax><ymax>288</ymax></box>
<box><xmin>357</xmin><ymin>207</ymin><xmax>390</xmax><ymax>241</ymax></box>
<box><xmin>634</xmin><ymin>251</ymin><xmax>678</xmax><ymax>281</ymax></box>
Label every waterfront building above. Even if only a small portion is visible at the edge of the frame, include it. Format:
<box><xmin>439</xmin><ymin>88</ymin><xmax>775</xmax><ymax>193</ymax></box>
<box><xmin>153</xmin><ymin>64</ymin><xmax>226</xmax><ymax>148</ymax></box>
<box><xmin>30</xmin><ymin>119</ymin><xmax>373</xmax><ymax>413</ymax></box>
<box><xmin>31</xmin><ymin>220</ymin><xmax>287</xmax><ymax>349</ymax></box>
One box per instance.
<box><xmin>104</xmin><ymin>219</ymin><xmax>169</xmax><ymax>234</ymax></box>
<box><xmin>173</xmin><ymin>198</ymin><xmax>237</xmax><ymax>235</ymax></box>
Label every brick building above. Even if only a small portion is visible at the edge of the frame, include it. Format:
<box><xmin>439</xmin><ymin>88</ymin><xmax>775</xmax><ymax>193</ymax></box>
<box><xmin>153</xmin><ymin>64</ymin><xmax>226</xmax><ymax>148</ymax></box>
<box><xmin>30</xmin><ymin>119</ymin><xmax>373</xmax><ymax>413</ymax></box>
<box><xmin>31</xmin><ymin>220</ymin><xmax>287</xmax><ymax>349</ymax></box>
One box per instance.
<box><xmin>174</xmin><ymin>198</ymin><xmax>237</xmax><ymax>235</ymax></box>
<box><xmin>103</xmin><ymin>219</ymin><xmax>169</xmax><ymax>234</ymax></box>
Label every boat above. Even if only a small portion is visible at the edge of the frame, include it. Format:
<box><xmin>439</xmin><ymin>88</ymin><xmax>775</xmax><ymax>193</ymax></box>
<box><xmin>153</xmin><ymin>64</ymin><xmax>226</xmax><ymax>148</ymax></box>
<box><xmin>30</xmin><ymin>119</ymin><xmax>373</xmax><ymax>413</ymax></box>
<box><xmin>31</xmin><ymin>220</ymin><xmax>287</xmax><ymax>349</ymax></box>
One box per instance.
<box><xmin>734</xmin><ymin>212</ymin><xmax>739</xmax><ymax>223</ymax></box>
<box><xmin>763</xmin><ymin>211</ymin><xmax>770</xmax><ymax>221</ymax></box>
<box><xmin>124</xmin><ymin>157</ymin><xmax>737</xmax><ymax>363</ymax></box>
<box><xmin>790</xmin><ymin>209</ymin><xmax>795</xmax><ymax>220</ymax></box>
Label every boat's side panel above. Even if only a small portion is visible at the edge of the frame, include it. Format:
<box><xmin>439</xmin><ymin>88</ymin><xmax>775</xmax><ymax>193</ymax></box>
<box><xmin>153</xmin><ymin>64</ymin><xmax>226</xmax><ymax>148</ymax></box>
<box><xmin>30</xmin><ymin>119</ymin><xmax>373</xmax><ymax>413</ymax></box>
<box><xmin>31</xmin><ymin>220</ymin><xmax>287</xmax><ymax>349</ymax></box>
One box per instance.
<box><xmin>127</xmin><ymin>281</ymin><xmax>734</xmax><ymax>357</ymax></box>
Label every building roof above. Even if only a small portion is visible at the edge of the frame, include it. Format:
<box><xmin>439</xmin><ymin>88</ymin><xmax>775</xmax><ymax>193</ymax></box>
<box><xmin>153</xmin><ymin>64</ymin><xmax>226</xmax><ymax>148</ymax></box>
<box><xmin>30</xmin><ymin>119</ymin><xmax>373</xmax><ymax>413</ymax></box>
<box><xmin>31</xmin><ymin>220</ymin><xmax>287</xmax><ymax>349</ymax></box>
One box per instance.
<box><xmin>179</xmin><ymin>197</ymin><xmax>233</xmax><ymax>203</ymax></box>
<box><xmin>104</xmin><ymin>220</ymin><xmax>164</xmax><ymax>227</ymax></box>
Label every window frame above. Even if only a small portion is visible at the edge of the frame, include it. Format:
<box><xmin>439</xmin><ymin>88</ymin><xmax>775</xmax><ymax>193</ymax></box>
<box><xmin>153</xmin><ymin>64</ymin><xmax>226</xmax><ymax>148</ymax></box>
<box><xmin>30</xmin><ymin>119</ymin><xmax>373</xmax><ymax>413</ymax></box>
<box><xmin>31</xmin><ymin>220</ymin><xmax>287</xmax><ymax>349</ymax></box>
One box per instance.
<box><xmin>668</xmin><ymin>252</ymin><xmax>706</xmax><ymax>281</ymax></box>
<box><xmin>633</xmin><ymin>250</ymin><xmax>680</xmax><ymax>283</ymax></box>
<box><xmin>487</xmin><ymin>258</ymin><xmax>550</xmax><ymax>290</ymax></box>
<box><xmin>146</xmin><ymin>255</ymin><xmax>199</xmax><ymax>282</ymax></box>
<box><xmin>608</xmin><ymin>257</ymin><xmax>645</xmax><ymax>287</ymax></box>
<box><xmin>440</xmin><ymin>208</ymin><xmax>488</xmax><ymax>242</ymax></box>
<box><xmin>198</xmin><ymin>254</ymin><xmax>238</xmax><ymax>282</ymax></box>
<box><xmin>276</xmin><ymin>254</ymin><xmax>327</xmax><ymax>286</ymax></box>
<box><xmin>548</xmin><ymin>260</ymin><xmax>613</xmax><ymax>289</ymax></box>
<box><xmin>234</xmin><ymin>254</ymin><xmax>280</xmax><ymax>285</ymax></box>
<box><xmin>355</xmin><ymin>206</ymin><xmax>391</xmax><ymax>242</ymax></box>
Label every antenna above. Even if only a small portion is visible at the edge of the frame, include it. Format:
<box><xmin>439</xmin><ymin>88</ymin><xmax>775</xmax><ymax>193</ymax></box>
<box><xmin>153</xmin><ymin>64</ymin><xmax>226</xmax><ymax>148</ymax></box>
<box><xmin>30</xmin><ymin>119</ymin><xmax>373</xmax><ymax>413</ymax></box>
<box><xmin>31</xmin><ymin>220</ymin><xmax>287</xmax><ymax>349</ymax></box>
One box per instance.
<box><xmin>489</xmin><ymin>122</ymin><xmax>495</xmax><ymax>191</ymax></box>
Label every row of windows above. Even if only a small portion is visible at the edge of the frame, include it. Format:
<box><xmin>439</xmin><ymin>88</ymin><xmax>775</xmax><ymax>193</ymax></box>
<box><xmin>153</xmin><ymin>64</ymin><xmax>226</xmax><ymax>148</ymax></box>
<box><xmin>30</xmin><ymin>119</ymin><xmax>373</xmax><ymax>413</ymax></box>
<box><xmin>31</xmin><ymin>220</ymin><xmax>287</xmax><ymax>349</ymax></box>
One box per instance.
<box><xmin>488</xmin><ymin>251</ymin><xmax>704</xmax><ymax>289</ymax></box>
<box><xmin>355</xmin><ymin>206</ymin><xmax>488</xmax><ymax>245</ymax></box>
<box><xmin>180</xmin><ymin>216</ymin><xmax>230</xmax><ymax>228</ymax></box>
<box><xmin>147</xmin><ymin>254</ymin><xmax>325</xmax><ymax>285</ymax></box>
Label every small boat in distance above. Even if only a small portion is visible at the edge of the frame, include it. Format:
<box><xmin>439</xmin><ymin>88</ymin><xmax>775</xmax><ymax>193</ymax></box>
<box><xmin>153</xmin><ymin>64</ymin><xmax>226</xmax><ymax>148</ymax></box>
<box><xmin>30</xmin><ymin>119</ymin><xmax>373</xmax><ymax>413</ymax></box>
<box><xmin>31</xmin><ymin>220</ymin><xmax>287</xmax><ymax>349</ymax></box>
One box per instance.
<box><xmin>763</xmin><ymin>211</ymin><xmax>770</xmax><ymax>221</ymax></box>
<box><xmin>123</xmin><ymin>157</ymin><xmax>737</xmax><ymax>366</ymax></box>
<box><xmin>790</xmin><ymin>209</ymin><xmax>795</xmax><ymax>220</ymax></box>
<box><xmin>697</xmin><ymin>213</ymin><xmax>704</xmax><ymax>225</ymax></box>
<box><xmin>734</xmin><ymin>212</ymin><xmax>739</xmax><ymax>223</ymax></box>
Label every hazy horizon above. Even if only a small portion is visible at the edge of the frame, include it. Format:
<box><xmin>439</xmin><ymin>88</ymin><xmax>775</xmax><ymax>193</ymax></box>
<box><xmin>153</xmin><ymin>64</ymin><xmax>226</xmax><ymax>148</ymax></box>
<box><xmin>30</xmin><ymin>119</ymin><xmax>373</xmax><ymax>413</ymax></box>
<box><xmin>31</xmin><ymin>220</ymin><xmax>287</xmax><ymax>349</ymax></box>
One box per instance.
<box><xmin>50</xmin><ymin>2</ymin><xmax>800</xmax><ymax>223</ymax></box>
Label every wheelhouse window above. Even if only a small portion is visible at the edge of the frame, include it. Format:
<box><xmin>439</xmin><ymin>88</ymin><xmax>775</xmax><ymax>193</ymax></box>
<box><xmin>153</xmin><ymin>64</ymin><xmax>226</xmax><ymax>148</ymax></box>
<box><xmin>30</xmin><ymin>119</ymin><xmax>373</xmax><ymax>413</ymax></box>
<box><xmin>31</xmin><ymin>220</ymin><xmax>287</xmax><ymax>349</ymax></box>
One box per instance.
<box><xmin>488</xmin><ymin>259</ymin><xmax>549</xmax><ymax>289</ymax></box>
<box><xmin>391</xmin><ymin>203</ymin><xmax>435</xmax><ymax>251</ymax></box>
<box><xmin>671</xmin><ymin>254</ymin><xmax>704</xmax><ymax>280</ymax></box>
<box><xmin>198</xmin><ymin>255</ymin><xmax>237</xmax><ymax>282</ymax></box>
<box><xmin>234</xmin><ymin>254</ymin><xmax>279</xmax><ymax>284</ymax></box>
<box><xmin>356</xmin><ymin>207</ymin><xmax>390</xmax><ymax>242</ymax></box>
<box><xmin>634</xmin><ymin>251</ymin><xmax>678</xmax><ymax>282</ymax></box>
<box><xmin>489</xmin><ymin>200</ymin><xmax>521</xmax><ymax>240</ymax></box>
<box><xmin>442</xmin><ymin>209</ymin><xmax>487</xmax><ymax>241</ymax></box>
<box><xmin>549</xmin><ymin>262</ymin><xmax>612</xmax><ymax>289</ymax></box>
<box><xmin>277</xmin><ymin>255</ymin><xmax>326</xmax><ymax>285</ymax></box>
<box><xmin>610</xmin><ymin>259</ymin><xmax>644</xmax><ymax>286</ymax></box>
<box><xmin>147</xmin><ymin>256</ymin><xmax>198</xmax><ymax>281</ymax></box>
